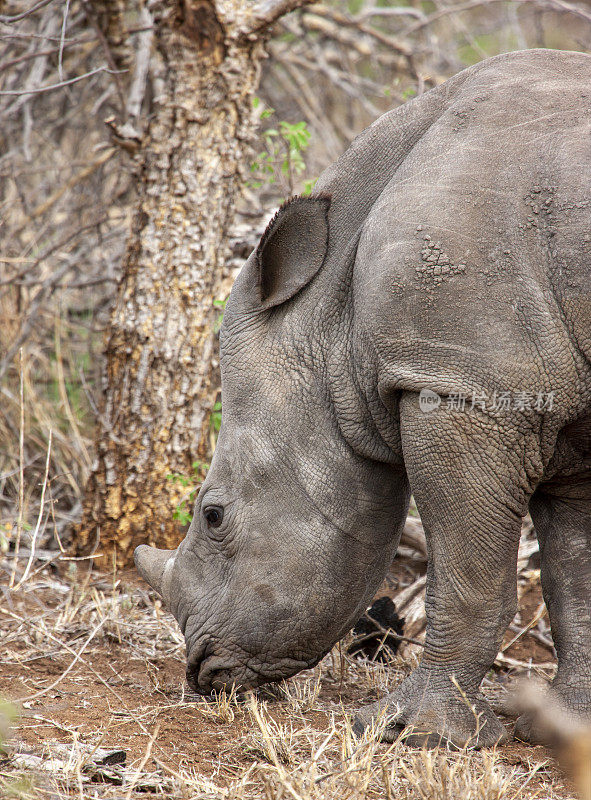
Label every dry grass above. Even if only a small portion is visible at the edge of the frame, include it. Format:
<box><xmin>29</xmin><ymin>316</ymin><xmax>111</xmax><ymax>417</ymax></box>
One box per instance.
<box><xmin>2</xmin><ymin>3</ymin><xmax>591</xmax><ymax>798</ymax></box>
<box><xmin>0</xmin><ymin>532</ymin><xmax>578</xmax><ymax>800</ymax></box>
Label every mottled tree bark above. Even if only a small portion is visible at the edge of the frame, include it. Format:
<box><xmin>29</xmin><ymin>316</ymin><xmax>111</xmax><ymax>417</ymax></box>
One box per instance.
<box><xmin>78</xmin><ymin>0</ymin><xmax>312</xmax><ymax>567</ymax></box>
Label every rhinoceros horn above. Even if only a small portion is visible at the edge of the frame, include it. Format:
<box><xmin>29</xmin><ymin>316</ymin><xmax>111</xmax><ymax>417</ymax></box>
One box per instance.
<box><xmin>134</xmin><ymin>545</ymin><xmax>176</xmax><ymax>602</ymax></box>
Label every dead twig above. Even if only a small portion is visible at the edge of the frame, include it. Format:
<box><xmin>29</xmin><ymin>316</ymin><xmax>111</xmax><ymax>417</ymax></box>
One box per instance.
<box><xmin>124</xmin><ymin>723</ymin><xmax>160</xmax><ymax>799</ymax></box>
<box><xmin>13</xmin><ymin>615</ymin><xmax>106</xmax><ymax>703</ymax></box>
<box><xmin>126</xmin><ymin>4</ymin><xmax>153</xmax><ymax>123</ymax></box>
<box><xmin>405</xmin><ymin>0</ymin><xmax>591</xmax><ymax>34</ymax></box>
<box><xmin>13</xmin><ymin>429</ymin><xmax>52</xmax><ymax>589</ymax></box>
<box><xmin>30</xmin><ymin>147</ymin><xmax>115</xmax><ymax>219</ymax></box>
<box><xmin>0</xmin><ymin>64</ymin><xmax>124</xmax><ymax>96</ymax></box>
<box><xmin>240</xmin><ymin>0</ymin><xmax>316</xmax><ymax>36</ymax></box>
<box><xmin>501</xmin><ymin>602</ymin><xmax>547</xmax><ymax>654</ymax></box>
<box><xmin>8</xmin><ymin>350</ymin><xmax>25</xmax><ymax>589</ymax></box>
<box><xmin>0</xmin><ymin>0</ymin><xmax>57</xmax><ymax>25</ymax></box>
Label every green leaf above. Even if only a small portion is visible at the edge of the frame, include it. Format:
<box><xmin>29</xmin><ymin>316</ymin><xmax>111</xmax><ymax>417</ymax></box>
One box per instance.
<box><xmin>173</xmin><ymin>503</ymin><xmax>192</xmax><ymax>526</ymax></box>
<box><xmin>166</xmin><ymin>472</ymin><xmax>190</xmax><ymax>487</ymax></box>
<box><xmin>251</xmin><ymin>115</ymin><xmax>312</xmax><ymax>194</ymax></box>
<box><xmin>302</xmin><ymin>178</ymin><xmax>317</xmax><ymax>196</ymax></box>
<box><xmin>211</xmin><ymin>399</ymin><xmax>222</xmax><ymax>434</ymax></box>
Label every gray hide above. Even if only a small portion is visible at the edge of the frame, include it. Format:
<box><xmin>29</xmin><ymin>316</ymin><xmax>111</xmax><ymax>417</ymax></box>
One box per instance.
<box><xmin>136</xmin><ymin>49</ymin><xmax>591</xmax><ymax>747</ymax></box>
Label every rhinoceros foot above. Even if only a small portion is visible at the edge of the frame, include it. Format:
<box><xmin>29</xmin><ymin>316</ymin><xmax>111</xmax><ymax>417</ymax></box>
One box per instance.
<box><xmin>353</xmin><ymin>667</ymin><xmax>508</xmax><ymax>748</ymax></box>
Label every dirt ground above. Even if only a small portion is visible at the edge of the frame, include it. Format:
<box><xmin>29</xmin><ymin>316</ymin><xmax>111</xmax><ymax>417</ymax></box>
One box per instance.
<box><xmin>1</xmin><ymin>533</ymin><xmax>584</xmax><ymax>800</ymax></box>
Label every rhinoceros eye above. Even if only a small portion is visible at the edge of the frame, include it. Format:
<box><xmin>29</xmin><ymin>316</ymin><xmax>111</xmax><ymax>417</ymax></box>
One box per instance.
<box><xmin>204</xmin><ymin>505</ymin><xmax>224</xmax><ymax>528</ymax></box>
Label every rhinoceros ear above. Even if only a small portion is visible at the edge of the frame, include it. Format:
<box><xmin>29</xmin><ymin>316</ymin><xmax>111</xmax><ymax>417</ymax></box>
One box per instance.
<box><xmin>256</xmin><ymin>195</ymin><xmax>330</xmax><ymax>310</ymax></box>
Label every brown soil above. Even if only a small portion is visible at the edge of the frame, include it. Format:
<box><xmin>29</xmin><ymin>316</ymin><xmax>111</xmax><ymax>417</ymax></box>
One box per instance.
<box><xmin>0</xmin><ymin>645</ymin><xmax>570</xmax><ymax>797</ymax></box>
<box><xmin>0</xmin><ymin>565</ymin><xmax>577</xmax><ymax>800</ymax></box>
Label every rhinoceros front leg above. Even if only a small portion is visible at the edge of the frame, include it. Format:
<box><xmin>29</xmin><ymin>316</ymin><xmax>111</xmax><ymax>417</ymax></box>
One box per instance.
<box><xmin>515</xmin><ymin>479</ymin><xmax>591</xmax><ymax>742</ymax></box>
<box><xmin>355</xmin><ymin>391</ymin><xmax>541</xmax><ymax>747</ymax></box>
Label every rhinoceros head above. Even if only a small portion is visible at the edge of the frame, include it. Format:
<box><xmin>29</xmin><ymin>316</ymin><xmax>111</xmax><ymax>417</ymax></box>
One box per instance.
<box><xmin>135</xmin><ymin>196</ymin><xmax>407</xmax><ymax>693</ymax></box>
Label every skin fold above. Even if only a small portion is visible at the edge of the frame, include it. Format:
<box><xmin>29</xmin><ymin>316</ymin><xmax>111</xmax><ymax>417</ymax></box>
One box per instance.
<box><xmin>135</xmin><ymin>49</ymin><xmax>591</xmax><ymax>747</ymax></box>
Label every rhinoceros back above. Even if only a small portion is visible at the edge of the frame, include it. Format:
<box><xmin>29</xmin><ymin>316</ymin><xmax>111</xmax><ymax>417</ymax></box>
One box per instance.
<box><xmin>345</xmin><ymin>49</ymin><xmax>591</xmax><ymax>424</ymax></box>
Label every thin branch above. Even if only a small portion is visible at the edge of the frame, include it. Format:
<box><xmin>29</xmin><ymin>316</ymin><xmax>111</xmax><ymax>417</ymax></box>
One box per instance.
<box><xmin>14</xmin><ymin>430</ymin><xmax>52</xmax><ymax>589</ymax></box>
<box><xmin>1</xmin><ymin>13</ymin><xmax>58</xmax><ymax>118</ymax></box>
<box><xmin>501</xmin><ymin>602</ymin><xmax>547</xmax><ymax>653</ymax></box>
<box><xmin>405</xmin><ymin>0</ymin><xmax>591</xmax><ymax>33</ymax></box>
<box><xmin>124</xmin><ymin>725</ymin><xmax>160</xmax><ymax>800</ymax></box>
<box><xmin>304</xmin><ymin>6</ymin><xmax>413</xmax><ymax>57</ymax></box>
<box><xmin>126</xmin><ymin>4</ymin><xmax>153</xmax><ymax>121</ymax></box>
<box><xmin>54</xmin><ymin>313</ymin><xmax>92</xmax><ymax>471</ymax></box>
<box><xmin>240</xmin><ymin>0</ymin><xmax>316</xmax><ymax>36</ymax></box>
<box><xmin>356</xmin><ymin>6</ymin><xmax>426</xmax><ymax>21</ymax></box>
<box><xmin>0</xmin><ymin>216</ymin><xmax>109</xmax><ymax>289</ymax></box>
<box><xmin>15</xmin><ymin>617</ymin><xmax>106</xmax><ymax>701</ymax></box>
<box><xmin>1</xmin><ymin>607</ymin><xmax>186</xmax><ymax>753</ymax></box>
<box><xmin>8</xmin><ymin>350</ymin><xmax>25</xmax><ymax>589</ymax></box>
<box><xmin>58</xmin><ymin>0</ymin><xmax>71</xmax><ymax>80</ymax></box>
<box><xmin>0</xmin><ymin>65</ymin><xmax>123</xmax><ymax>96</ymax></box>
<box><xmin>0</xmin><ymin>29</ymin><xmax>78</xmax><ymax>41</ymax></box>
<box><xmin>0</xmin><ymin>0</ymin><xmax>56</xmax><ymax>25</ymax></box>
<box><xmin>80</xmin><ymin>0</ymin><xmax>126</xmax><ymax>114</ymax></box>
<box><xmin>30</xmin><ymin>147</ymin><xmax>115</xmax><ymax>219</ymax></box>
<box><xmin>0</xmin><ymin>40</ymin><xmax>95</xmax><ymax>74</ymax></box>
<box><xmin>545</xmin><ymin>0</ymin><xmax>591</xmax><ymax>24</ymax></box>
<box><xmin>0</xmin><ymin>218</ymin><xmax>109</xmax><ymax>382</ymax></box>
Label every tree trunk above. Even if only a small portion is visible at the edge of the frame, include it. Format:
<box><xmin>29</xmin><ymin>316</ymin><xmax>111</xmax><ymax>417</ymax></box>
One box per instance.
<box><xmin>78</xmin><ymin>0</ymin><xmax>308</xmax><ymax>567</ymax></box>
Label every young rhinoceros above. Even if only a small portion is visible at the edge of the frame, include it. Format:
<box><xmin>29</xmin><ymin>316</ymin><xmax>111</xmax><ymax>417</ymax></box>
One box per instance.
<box><xmin>135</xmin><ymin>49</ymin><xmax>591</xmax><ymax>747</ymax></box>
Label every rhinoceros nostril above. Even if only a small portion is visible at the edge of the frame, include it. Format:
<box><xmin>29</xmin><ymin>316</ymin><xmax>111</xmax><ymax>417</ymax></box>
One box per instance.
<box><xmin>185</xmin><ymin>642</ymin><xmax>213</xmax><ymax>693</ymax></box>
<box><xmin>185</xmin><ymin>667</ymin><xmax>200</xmax><ymax>693</ymax></box>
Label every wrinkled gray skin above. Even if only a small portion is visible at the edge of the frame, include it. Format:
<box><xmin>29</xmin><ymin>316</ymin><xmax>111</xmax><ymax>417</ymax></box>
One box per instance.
<box><xmin>135</xmin><ymin>50</ymin><xmax>591</xmax><ymax>747</ymax></box>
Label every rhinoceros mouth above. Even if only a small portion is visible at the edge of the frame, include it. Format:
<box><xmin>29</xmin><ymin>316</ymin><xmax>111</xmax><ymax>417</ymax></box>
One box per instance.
<box><xmin>185</xmin><ymin>640</ymin><xmax>212</xmax><ymax>692</ymax></box>
<box><xmin>185</xmin><ymin>639</ymin><xmax>255</xmax><ymax>694</ymax></box>
<box><xmin>185</xmin><ymin>645</ymin><xmax>225</xmax><ymax>693</ymax></box>
<box><xmin>186</xmin><ymin>658</ymin><xmax>219</xmax><ymax>694</ymax></box>
<box><xmin>187</xmin><ymin>659</ymin><xmax>260</xmax><ymax>695</ymax></box>
<box><xmin>185</xmin><ymin>641</ymin><xmax>321</xmax><ymax>694</ymax></box>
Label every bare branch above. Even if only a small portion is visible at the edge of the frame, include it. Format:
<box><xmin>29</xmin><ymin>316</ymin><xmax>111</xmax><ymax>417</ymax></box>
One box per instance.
<box><xmin>0</xmin><ymin>65</ymin><xmax>122</xmax><ymax>96</ymax></box>
<box><xmin>58</xmin><ymin>0</ymin><xmax>71</xmax><ymax>79</ymax></box>
<box><xmin>1</xmin><ymin>13</ymin><xmax>58</xmax><ymax>118</ymax></box>
<box><xmin>355</xmin><ymin>6</ymin><xmax>426</xmax><ymax>21</ymax></box>
<box><xmin>239</xmin><ymin>0</ymin><xmax>316</xmax><ymax>36</ymax></box>
<box><xmin>405</xmin><ymin>0</ymin><xmax>591</xmax><ymax>33</ymax></box>
<box><xmin>126</xmin><ymin>4</ymin><xmax>153</xmax><ymax>122</ymax></box>
<box><xmin>80</xmin><ymin>0</ymin><xmax>127</xmax><ymax>114</ymax></box>
<box><xmin>0</xmin><ymin>216</ymin><xmax>110</xmax><ymax>382</ymax></box>
<box><xmin>305</xmin><ymin>6</ymin><xmax>414</xmax><ymax>58</ymax></box>
<box><xmin>534</xmin><ymin>0</ymin><xmax>591</xmax><ymax>24</ymax></box>
<box><xmin>29</xmin><ymin>148</ymin><xmax>115</xmax><ymax>219</ymax></box>
<box><xmin>0</xmin><ymin>41</ymin><xmax>94</xmax><ymax>74</ymax></box>
<box><xmin>0</xmin><ymin>0</ymin><xmax>56</xmax><ymax>25</ymax></box>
